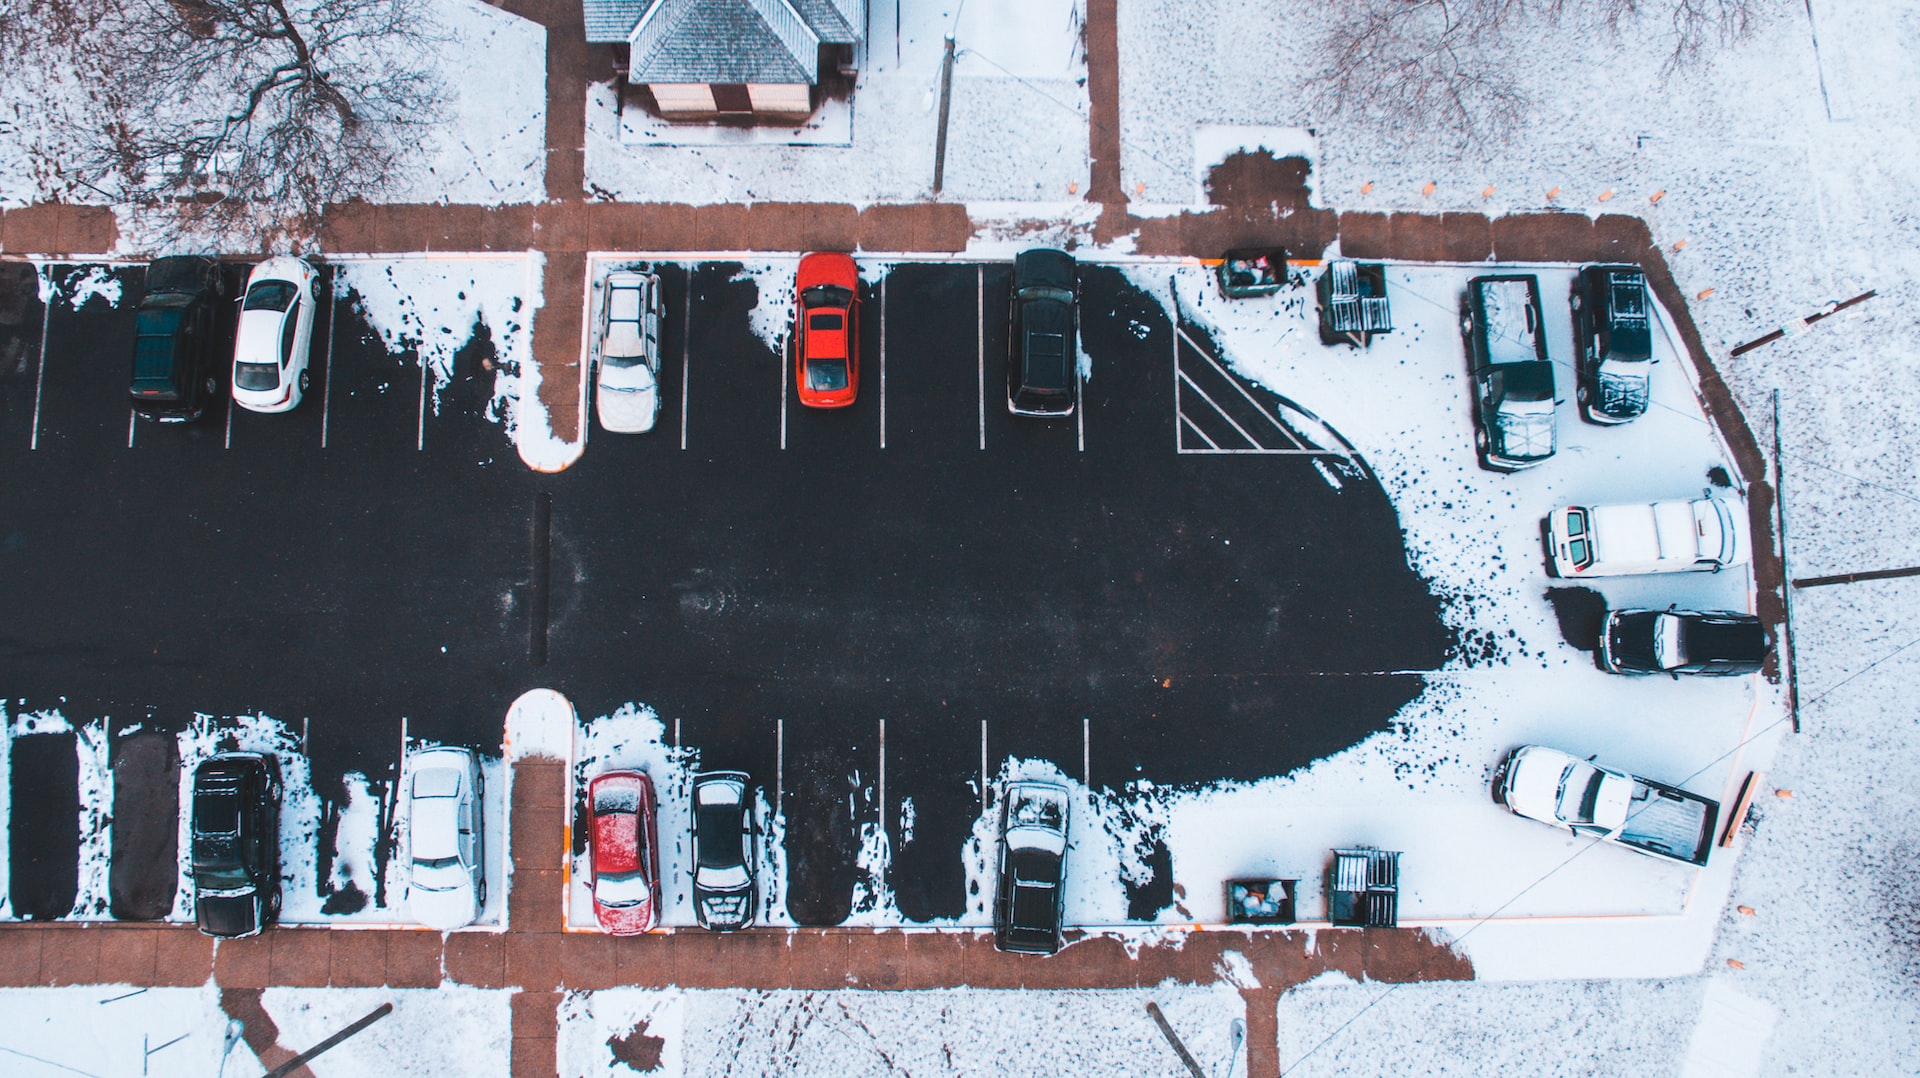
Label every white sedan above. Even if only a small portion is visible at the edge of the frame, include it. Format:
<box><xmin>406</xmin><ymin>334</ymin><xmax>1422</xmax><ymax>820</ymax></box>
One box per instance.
<box><xmin>405</xmin><ymin>747</ymin><xmax>486</xmax><ymax>930</ymax></box>
<box><xmin>594</xmin><ymin>270</ymin><xmax>662</xmax><ymax>433</ymax></box>
<box><xmin>232</xmin><ymin>257</ymin><xmax>321</xmax><ymax>413</ymax></box>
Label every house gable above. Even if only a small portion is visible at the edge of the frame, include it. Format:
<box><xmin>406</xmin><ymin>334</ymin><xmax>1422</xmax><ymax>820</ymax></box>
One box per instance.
<box><xmin>625</xmin><ymin>0</ymin><xmax>820</xmax><ymax>85</ymax></box>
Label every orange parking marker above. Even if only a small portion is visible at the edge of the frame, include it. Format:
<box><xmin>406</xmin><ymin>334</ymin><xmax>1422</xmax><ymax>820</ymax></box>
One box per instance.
<box><xmin>1597</xmin><ymin>189</ymin><xmax>1615</xmax><ymax>202</ymax></box>
<box><xmin>1134</xmin><ymin>181</ymin><xmax>1146</xmax><ymax>195</ymax></box>
<box><xmin>1697</xmin><ymin>288</ymin><xmax>1715</xmax><ymax>300</ymax></box>
<box><xmin>1738</xmin><ymin>905</ymin><xmax>1757</xmax><ymax>916</ymax></box>
<box><xmin>1650</xmin><ymin>189</ymin><xmax>1666</xmax><ymax>203</ymax></box>
<box><xmin>1069</xmin><ymin>181</ymin><xmax>1079</xmax><ymax>194</ymax></box>
<box><xmin>1481</xmin><ymin>185</ymin><xmax>1496</xmax><ymax>199</ymax></box>
<box><xmin>1673</xmin><ymin>239</ymin><xmax>1689</xmax><ymax>251</ymax></box>
<box><xmin>1361</xmin><ymin>181</ymin><xmax>1374</xmax><ymax>194</ymax></box>
<box><xmin>1421</xmin><ymin>181</ymin><xmax>1436</xmax><ymax>197</ymax></box>
<box><xmin>1726</xmin><ymin>958</ymin><xmax>1745</xmax><ymax>970</ymax></box>
<box><xmin>1545</xmin><ymin>186</ymin><xmax>1561</xmax><ymax>201</ymax></box>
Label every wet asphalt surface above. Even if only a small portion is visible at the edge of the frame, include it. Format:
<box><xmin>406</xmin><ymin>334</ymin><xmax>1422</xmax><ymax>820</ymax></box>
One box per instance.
<box><xmin>0</xmin><ymin>258</ymin><xmax>1447</xmax><ymax>924</ymax></box>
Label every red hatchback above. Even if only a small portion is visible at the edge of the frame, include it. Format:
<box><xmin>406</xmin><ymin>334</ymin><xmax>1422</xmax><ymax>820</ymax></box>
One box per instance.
<box><xmin>587</xmin><ymin>770</ymin><xmax>661</xmax><ymax>935</ymax></box>
<box><xmin>795</xmin><ymin>252</ymin><xmax>859</xmax><ymax>408</ymax></box>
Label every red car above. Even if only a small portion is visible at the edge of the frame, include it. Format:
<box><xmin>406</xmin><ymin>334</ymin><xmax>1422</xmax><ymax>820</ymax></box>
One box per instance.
<box><xmin>587</xmin><ymin>770</ymin><xmax>661</xmax><ymax>935</ymax></box>
<box><xmin>794</xmin><ymin>252</ymin><xmax>859</xmax><ymax>408</ymax></box>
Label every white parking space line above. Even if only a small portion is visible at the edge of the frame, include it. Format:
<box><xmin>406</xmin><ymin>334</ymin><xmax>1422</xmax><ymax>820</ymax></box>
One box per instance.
<box><xmin>320</xmin><ymin>277</ymin><xmax>337</xmax><ymax>448</ymax></box>
<box><xmin>774</xmin><ymin>717</ymin><xmax>784</xmax><ymax>815</ymax></box>
<box><xmin>979</xmin><ymin>719</ymin><xmax>988</xmax><ymax>809</ymax></box>
<box><xmin>415</xmin><ymin>355</ymin><xmax>428</xmax><ymax>451</ymax></box>
<box><xmin>779</xmin><ymin>334</ymin><xmax>788</xmax><ymax>451</ymax></box>
<box><xmin>1180</xmin><ymin>415</ymin><xmax>1222</xmax><ymax>450</ymax></box>
<box><xmin>877</xmin><ymin>718</ymin><xmax>887</xmax><ymax>837</ymax></box>
<box><xmin>1076</xmin><ymin>366</ymin><xmax>1086</xmax><ymax>452</ymax></box>
<box><xmin>125</xmin><ymin>407</ymin><xmax>136</xmax><ymax>448</ymax></box>
<box><xmin>29</xmin><ymin>269</ymin><xmax>48</xmax><ymax>450</ymax></box>
<box><xmin>674</xmin><ymin>717</ymin><xmax>681</xmax><ymax>747</ymax></box>
<box><xmin>879</xmin><ymin>275</ymin><xmax>887</xmax><ymax>449</ymax></box>
<box><xmin>1082</xmin><ymin>717</ymin><xmax>1090</xmax><ymax>788</ymax></box>
<box><xmin>976</xmin><ymin>265</ymin><xmax>986</xmax><ymax>450</ymax></box>
<box><xmin>223</xmin><ymin>390</ymin><xmax>234</xmax><ymax>449</ymax></box>
<box><xmin>1176</xmin><ymin>370</ymin><xmax>1265</xmax><ymax>448</ymax></box>
<box><xmin>1180</xmin><ymin>328</ymin><xmax>1309</xmax><ymax>449</ymax></box>
<box><xmin>679</xmin><ymin>282</ymin><xmax>691</xmax><ymax>451</ymax></box>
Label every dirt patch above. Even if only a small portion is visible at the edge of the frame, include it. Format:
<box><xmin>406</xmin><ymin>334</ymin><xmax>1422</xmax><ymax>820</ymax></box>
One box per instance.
<box><xmin>1545</xmin><ymin>587</ymin><xmax>1609</xmax><ymax>653</ymax></box>
<box><xmin>109</xmin><ymin>731</ymin><xmax>180</xmax><ymax>920</ymax></box>
<box><xmin>608</xmin><ymin>1019</ymin><xmax>666</xmax><ymax>1072</ymax></box>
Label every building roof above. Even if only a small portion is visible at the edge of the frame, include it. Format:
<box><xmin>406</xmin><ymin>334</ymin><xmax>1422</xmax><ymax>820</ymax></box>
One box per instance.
<box><xmin>584</xmin><ymin>0</ymin><xmax>866</xmax><ymax>77</ymax></box>
<box><xmin>583</xmin><ymin>0</ymin><xmax>652</xmax><ymax>42</ymax></box>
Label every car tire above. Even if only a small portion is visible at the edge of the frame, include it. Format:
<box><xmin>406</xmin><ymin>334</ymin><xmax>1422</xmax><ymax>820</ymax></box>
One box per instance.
<box><xmin>1474</xmin><ymin>427</ymin><xmax>1487</xmax><ymax>451</ymax></box>
<box><xmin>1570</xmin><ymin>291</ymin><xmax>1582</xmax><ymax>312</ymax></box>
<box><xmin>299</xmin><ymin>369</ymin><xmax>310</xmax><ymax>394</ymax></box>
<box><xmin>268</xmin><ymin>888</ymin><xmax>282</xmax><ymax>919</ymax></box>
<box><xmin>1576</xmin><ymin>384</ymin><xmax>1588</xmax><ymax>404</ymax></box>
<box><xmin>204</xmin><ymin>376</ymin><xmax>218</xmax><ymax>397</ymax></box>
<box><xmin>478</xmin><ymin>880</ymin><xmax>488</xmax><ymax>906</ymax></box>
<box><xmin>309</xmin><ymin>275</ymin><xmax>322</xmax><ymax>301</ymax></box>
<box><xmin>1459</xmin><ymin>316</ymin><xmax>1472</xmax><ymax>338</ymax></box>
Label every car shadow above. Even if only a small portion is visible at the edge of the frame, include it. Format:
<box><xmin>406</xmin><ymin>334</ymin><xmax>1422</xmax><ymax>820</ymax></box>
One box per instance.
<box><xmin>1545</xmin><ymin>586</ymin><xmax>1608</xmax><ymax>653</ymax></box>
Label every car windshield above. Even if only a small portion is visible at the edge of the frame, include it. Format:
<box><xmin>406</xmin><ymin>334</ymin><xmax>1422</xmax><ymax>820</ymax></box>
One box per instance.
<box><xmin>235</xmin><ymin>362</ymin><xmax>280</xmax><ymax>391</ymax></box>
<box><xmin>1478</xmin><ymin>281</ymin><xmax>1540</xmax><ymax>365</ymax></box>
<box><xmin>806</xmin><ymin>358</ymin><xmax>848</xmax><ymax>391</ymax></box>
<box><xmin>594</xmin><ymin>783</ymin><xmax>641</xmax><ymax>814</ymax></box>
<box><xmin>697</xmin><ymin>805</ymin><xmax>744</xmax><ymax>868</ymax></box>
<box><xmin>595</xmin><ymin>870</ymin><xmax>652</xmax><ymax>908</ymax></box>
<box><xmin>801</xmin><ymin>284</ymin><xmax>853</xmax><ymax>309</ymax></box>
<box><xmin>197</xmin><ymin>866</ymin><xmax>253</xmax><ymax>893</ymax></box>
<box><xmin>244</xmin><ymin>281</ymin><xmax>297</xmax><ymax>312</ymax></box>
<box><xmin>808</xmin><ymin>312</ymin><xmax>844</xmax><ymax>331</ymax></box>
<box><xmin>1557</xmin><ymin>762</ymin><xmax>1605</xmax><ymax>825</ymax></box>
<box><xmin>1018</xmin><ymin>284</ymin><xmax>1074</xmax><ymax>305</ymax></box>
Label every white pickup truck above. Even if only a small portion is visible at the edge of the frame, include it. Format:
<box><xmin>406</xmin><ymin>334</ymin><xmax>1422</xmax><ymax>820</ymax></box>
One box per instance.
<box><xmin>1493</xmin><ymin>745</ymin><xmax>1720</xmax><ymax>866</ymax></box>
<box><xmin>1545</xmin><ymin>495</ymin><xmax>1749</xmax><ymax>577</ymax></box>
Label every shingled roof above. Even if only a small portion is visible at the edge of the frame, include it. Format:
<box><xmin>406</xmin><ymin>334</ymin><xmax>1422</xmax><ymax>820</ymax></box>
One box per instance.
<box><xmin>584</xmin><ymin>0</ymin><xmax>865</xmax><ymax>81</ymax></box>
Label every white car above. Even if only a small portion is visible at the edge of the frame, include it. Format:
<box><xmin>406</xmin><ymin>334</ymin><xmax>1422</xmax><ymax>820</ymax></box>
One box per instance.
<box><xmin>405</xmin><ymin>747</ymin><xmax>486</xmax><ymax>930</ymax></box>
<box><xmin>1546</xmin><ymin>496</ymin><xmax>1749</xmax><ymax>577</ymax></box>
<box><xmin>232</xmin><ymin>256</ymin><xmax>321</xmax><ymax>413</ymax></box>
<box><xmin>594</xmin><ymin>270</ymin><xmax>663</xmax><ymax>433</ymax></box>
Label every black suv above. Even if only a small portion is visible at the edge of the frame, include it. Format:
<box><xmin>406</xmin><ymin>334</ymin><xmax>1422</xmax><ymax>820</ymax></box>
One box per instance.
<box><xmin>130</xmin><ymin>256</ymin><xmax>225</xmax><ymax>422</ymax></box>
<box><xmin>1600</xmin><ymin>608</ymin><xmax>1771</xmax><ymax>677</ymax></box>
<box><xmin>1572</xmin><ymin>264</ymin><xmax>1654</xmax><ymax>424</ymax></box>
<box><xmin>1462</xmin><ymin>275</ymin><xmax>1556</xmax><ymax>471</ymax></box>
<box><xmin>1008</xmin><ymin>248</ymin><xmax>1077</xmax><ymax>417</ymax></box>
<box><xmin>189</xmin><ymin>752</ymin><xmax>282</xmax><ymax>937</ymax></box>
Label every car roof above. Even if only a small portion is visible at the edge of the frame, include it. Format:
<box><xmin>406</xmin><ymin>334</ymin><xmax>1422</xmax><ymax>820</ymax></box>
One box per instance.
<box><xmin>146</xmin><ymin>256</ymin><xmax>216</xmax><ymax>294</ymax></box>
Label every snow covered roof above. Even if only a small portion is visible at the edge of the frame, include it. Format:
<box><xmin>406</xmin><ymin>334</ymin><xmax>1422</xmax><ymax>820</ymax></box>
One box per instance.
<box><xmin>583</xmin><ymin>0</ymin><xmax>652</xmax><ymax>41</ymax></box>
<box><xmin>586</xmin><ymin>0</ymin><xmax>866</xmax><ymax>81</ymax></box>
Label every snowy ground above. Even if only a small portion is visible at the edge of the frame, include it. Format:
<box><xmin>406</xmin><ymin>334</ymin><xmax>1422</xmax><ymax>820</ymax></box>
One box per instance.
<box><xmin>1112</xmin><ymin>0</ymin><xmax>1920</xmax><ymax>1072</ymax></box>
<box><xmin>582</xmin><ymin>0</ymin><xmax>1089</xmax><ymax>204</ymax></box>
<box><xmin>0</xmin><ymin>986</ymin><xmax>264</xmax><ymax>1078</ymax></box>
<box><xmin>0</xmin><ymin>0</ymin><xmax>544</xmax><ymax>224</ymax></box>
<box><xmin>557</xmin><ymin>985</ymin><xmax>1246</xmax><ymax>1077</ymax></box>
<box><xmin>260</xmin><ymin>985</ymin><xmax>513</xmax><ymax>1077</ymax></box>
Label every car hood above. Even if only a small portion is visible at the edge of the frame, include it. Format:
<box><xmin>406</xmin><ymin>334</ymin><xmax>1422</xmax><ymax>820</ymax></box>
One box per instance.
<box><xmin>409</xmin><ymin>876</ymin><xmax>479</xmax><ymax>930</ymax></box>
<box><xmin>595</xmin><ymin>896</ymin><xmax>656</xmax><ymax>935</ymax></box>
<box><xmin>1503</xmin><ymin>747</ymin><xmax>1574</xmax><ymax>822</ymax></box>
<box><xmin>196</xmin><ymin>891</ymin><xmax>261</xmax><ymax>937</ymax></box>
<box><xmin>597</xmin><ymin>367</ymin><xmax>659</xmax><ymax>433</ymax></box>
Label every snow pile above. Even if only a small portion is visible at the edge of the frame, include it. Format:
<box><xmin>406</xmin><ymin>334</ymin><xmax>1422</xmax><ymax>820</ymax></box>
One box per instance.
<box><xmin>331</xmin><ymin>255</ymin><xmax>563</xmax><ymax>470</ymax></box>
<box><xmin>557</xmin><ymin>985</ymin><xmax>1246</xmax><ymax>1077</ymax></box>
<box><xmin>0</xmin><ymin>986</ymin><xmax>264</xmax><ymax>1078</ymax></box>
<box><xmin>583</xmin><ymin>0</ymin><xmax>1089</xmax><ymax>205</ymax></box>
<box><xmin>505</xmin><ymin>688</ymin><xmax>577</xmax><ymax>762</ymax></box>
<box><xmin>261</xmin><ymin>986</ymin><xmax>512</xmax><ymax>1077</ymax></box>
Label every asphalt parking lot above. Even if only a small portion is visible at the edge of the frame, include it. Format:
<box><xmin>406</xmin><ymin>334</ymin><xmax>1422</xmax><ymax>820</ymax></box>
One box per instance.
<box><xmin>0</xmin><ymin>257</ymin><xmax>1447</xmax><ymax>925</ymax></box>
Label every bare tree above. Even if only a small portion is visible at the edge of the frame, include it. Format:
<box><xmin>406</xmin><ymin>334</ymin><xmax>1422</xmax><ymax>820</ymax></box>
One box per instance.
<box><xmin>1310</xmin><ymin>0</ymin><xmax>1758</xmax><ymax>147</ymax></box>
<box><xmin>73</xmin><ymin>0</ymin><xmax>448</xmax><ymax>242</ymax></box>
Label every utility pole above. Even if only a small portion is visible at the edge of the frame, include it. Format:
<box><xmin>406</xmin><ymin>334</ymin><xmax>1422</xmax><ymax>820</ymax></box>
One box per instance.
<box><xmin>932</xmin><ymin>35</ymin><xmax>956</xmax><ymax>195</ymax></box>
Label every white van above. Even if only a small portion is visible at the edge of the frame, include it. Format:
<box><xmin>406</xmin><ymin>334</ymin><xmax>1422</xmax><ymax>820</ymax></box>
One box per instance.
<box><xmin>1546</xmin><ymin>496</ymin><xmax>1749</xmax><ymax>577</ymax></box>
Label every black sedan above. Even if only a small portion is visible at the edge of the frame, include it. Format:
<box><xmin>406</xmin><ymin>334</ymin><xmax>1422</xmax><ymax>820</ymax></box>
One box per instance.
<box><xmin>1008</xmin><ymin>248</ymin><xmax>1077</xmax><ymax>417</ymax></box>
<box><xmin>188</xmin><ymin>752</ymin><xmax>282</xmax><ymax>937</ymax></box>
<box><xmin>691</xmin><ymin>771</ymin><xmax>757</xmax><ymax>930</ymax></box>
<box><xmin>1600</xmin><ymin>608</ymin><xmax>1771</xmax><ymax>676</ymax></box>
<box><xmin>994</xmin><ymin>780</ymin><xmax>1070</xmax><ymax>955</ymax></box>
